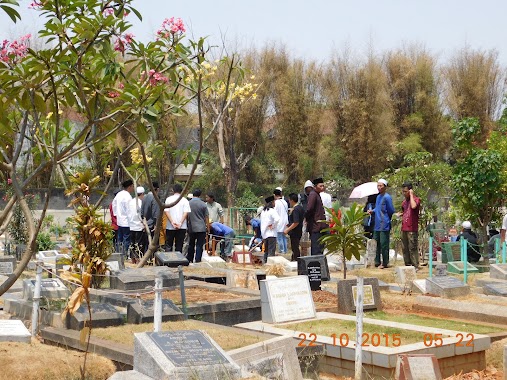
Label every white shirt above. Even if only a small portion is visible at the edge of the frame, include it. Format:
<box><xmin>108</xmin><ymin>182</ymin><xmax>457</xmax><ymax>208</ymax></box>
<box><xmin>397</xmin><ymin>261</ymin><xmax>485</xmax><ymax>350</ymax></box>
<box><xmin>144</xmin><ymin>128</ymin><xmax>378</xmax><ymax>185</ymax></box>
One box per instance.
<box><xmin>502</xmin><ymin>214</ymin><xmax>507</xmax><ymax>231</ymax></box>
<box><xmin>165</xmin><ymin>194</ymin><xmax>191</xmax><ymax>230</ymax></box>
<box><xmin>274</xmin><ymin>198</ymin><xmax>288</xmax><ymax>233</ymax></box>
<box><xmin>128</xmin><ymin>198</ymin><xmax>143</xmax><ymax>231</ymax></box>
<box><xmin>260</xmin><ymin>207</ymin><xmax>280</xmax><ymax>239</ymax></box>
<box><xmin>320</xmin><ymin>191</ymin><xmax>333</xmax><ymax>221</ymax></box>
<box><xmin>112</xmin><ymin>190</ymin><xmax>132</xmax><ymax>227</ymax></box>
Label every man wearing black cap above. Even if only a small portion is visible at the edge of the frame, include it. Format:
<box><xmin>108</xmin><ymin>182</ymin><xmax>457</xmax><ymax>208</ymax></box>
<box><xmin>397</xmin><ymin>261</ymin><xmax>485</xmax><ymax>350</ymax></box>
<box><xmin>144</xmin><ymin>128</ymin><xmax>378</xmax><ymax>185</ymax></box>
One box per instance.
<box><xmin>112</xmin><ymin>179</ymin><xmax>134</xmax><ymax>254</ymax></box>
<box><xmin>305</xmin><ymin>177</ymin><xmax>326</xmax><ymax>255</ymax></box>
<box><xmin>260</xmin><ymin>195</ymin><xmax>280</xmax><ymax>263</ymax></box>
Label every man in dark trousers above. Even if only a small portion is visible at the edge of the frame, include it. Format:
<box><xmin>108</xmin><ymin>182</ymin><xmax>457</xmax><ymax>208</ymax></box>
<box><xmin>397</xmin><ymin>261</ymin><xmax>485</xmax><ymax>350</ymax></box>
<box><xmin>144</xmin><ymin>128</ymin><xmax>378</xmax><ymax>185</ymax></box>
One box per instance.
<box><xmin>187</xmin><ymin>189</ymin><xmax>209</xmax><ymax>263</ymax></box>
<box><xmin>141</xmin><ymin>181</ymin><xmax>160</xmax><ymax>251</ymax></box>
<box><xmin>305</xmin><ymin>177</ymin><xmax>326</xmax><ymax>255</ymax></box>
<box><xmin>285</xmin><ymin>193</ymin><xmax>304</xmax><ymax>261</ymax></box>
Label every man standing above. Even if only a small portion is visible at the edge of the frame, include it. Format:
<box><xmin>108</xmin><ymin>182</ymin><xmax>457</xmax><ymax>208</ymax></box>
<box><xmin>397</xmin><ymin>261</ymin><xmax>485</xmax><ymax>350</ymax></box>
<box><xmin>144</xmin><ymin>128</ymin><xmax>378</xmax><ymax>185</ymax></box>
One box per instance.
<box><xmin>109</xmin><ymin>189</ymin><xmax>120</xmax><ymax>248</ymax></box>
<box><xmin>299</xmin><ymin>180</ymin><xmax>314</xmax><ymax>212</ymax></box>
<box><xmin>305</xmin><ymin>177</ymin><xmax>326</xmax><ymax>255</ymax></box>
<box><xmin>457</xmin><ymin>221</ymin><xmax>481</xmax><ymax>263</ymax></box>
<box><xmin>400</xmin><ymin>182</ymin><xmax>421</xmax><ymax>269</ymax></box>
<box><xmin>284</xmin><ymin>193</ymin><xmax>304</xmax><ymax>261</ymax></box>
<box><xmin>320</xmin><ymin>184</ymin><xmax>333</xmax><ymax>221</ymax></box>
<box><xmin>206</xmin><ymin>193</ymin><xmax>224</xmax><ymax>223</ymax></box>
<box><xmin>128</xmin><ymin>186</ymin><xmax>146</xmax><ymax>263</ymax></box>
<box><xmin>164</xmin><ymin>184</ymin><xmax>191</xmax><ymax>253</ymax></box>
<box><xmin>209</xmin><ymin>222</ymin><xmax>236</xmax><ymax>262</ymax></box>
<box><xmin>141</xmin><ymin>181</ymin><xmax>160</xmax><ymax>252</ymax></box>
<box><xmin>187</xmin><ymin>189</ymin><xmax>209</xmax><ymax>263</ymax></box>
<box><xmin>274</xmin><ymin>188</ymin><xmax>289</xmax><ymax>254</ymax></box>
<box><xmin>369</xmin><ymin>179</ymin><xmax>395</xmax><ymax>269</ymax></box>
<box><xmin>112</xmin><ymin>179</ymin><xmax>134</xmax><ymax>254</ymax></box>
<box><xmin>260</xmin><ymin>196</ymin><xmax>280</xmax><ymax>263</ymax></box>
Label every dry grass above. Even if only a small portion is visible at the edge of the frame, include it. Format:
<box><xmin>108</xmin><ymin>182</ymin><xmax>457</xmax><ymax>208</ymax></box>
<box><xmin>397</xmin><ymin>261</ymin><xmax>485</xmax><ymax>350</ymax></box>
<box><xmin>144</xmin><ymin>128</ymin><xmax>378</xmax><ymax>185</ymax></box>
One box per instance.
<box><xmin>126</xmin><ymin>288</ymin><xmax>250</xmax><ymax>304</ymax></box>
<box><xmin>93</xmin><ymin>320</ymin><xmax>266</xmax><ymax>350</ymax></box>
<box><xmin>0</xmin><ymin>339</ymin><xmax>115</xmax><ymax>380</ymax></box>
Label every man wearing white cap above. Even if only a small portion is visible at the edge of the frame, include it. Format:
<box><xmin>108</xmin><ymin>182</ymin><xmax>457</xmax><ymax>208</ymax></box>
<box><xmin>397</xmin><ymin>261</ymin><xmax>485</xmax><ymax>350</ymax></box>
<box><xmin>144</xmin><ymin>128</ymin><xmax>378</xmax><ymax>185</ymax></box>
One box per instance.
<box><xmin>368</xmin><ymin>179</ymin><xmax>395</xmax><ymax>269</ymax></box>
<box><xmin>299</xmin><ymin>180</ymin><xmax>314</xmax><ymax>213</ymax></box>
<box><xmin>128</xmin><ymin>186</ymin><xmax>146</xmax><ymax>263</ymax></box>
<box><xmin>457</xmin><ymin>221</ymin><xmax>481</xmax><ymax>263</ymax></box>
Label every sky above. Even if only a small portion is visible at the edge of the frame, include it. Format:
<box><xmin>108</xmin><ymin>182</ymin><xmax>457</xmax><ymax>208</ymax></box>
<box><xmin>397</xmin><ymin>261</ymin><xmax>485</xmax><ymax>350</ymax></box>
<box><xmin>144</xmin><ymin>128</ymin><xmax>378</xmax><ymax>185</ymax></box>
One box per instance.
<box><xmin>1</xmin><ymin>0</ymin><xmax>507</xmax><ymax>65</ymax></box>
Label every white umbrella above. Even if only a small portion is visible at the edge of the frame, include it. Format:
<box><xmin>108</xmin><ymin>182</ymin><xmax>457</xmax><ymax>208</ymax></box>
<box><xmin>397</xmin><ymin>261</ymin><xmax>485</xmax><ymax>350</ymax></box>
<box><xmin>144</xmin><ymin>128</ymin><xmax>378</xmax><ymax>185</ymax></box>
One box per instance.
<box><xmin>349</xmin><ymin>182</ymin><xmax>378</xmax><ymax>199</ymax></box>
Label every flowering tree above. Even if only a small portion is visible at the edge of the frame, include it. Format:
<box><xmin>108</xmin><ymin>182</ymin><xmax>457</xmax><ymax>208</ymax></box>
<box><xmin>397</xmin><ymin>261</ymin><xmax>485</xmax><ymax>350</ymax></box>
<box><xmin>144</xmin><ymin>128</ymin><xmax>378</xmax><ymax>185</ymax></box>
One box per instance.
<box><xmin>0</xmin><ymin>0</ymin><xmax>208</xmax><ymax>294</ymax></box>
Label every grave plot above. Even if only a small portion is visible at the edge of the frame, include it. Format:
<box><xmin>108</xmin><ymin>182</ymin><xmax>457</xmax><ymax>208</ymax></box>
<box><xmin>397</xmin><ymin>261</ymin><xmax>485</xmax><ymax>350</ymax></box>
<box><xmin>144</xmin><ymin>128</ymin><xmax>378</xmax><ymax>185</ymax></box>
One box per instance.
<box><xmin>236</xmin><ymin>312</ymin><xmax>491</xmax><ymax>378</ymax></box>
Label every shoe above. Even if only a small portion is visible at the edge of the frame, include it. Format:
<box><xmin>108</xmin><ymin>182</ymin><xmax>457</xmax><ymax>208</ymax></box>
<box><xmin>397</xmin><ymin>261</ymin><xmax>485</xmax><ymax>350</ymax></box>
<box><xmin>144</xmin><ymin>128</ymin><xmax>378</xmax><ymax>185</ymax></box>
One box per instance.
<box><xmin>375</xmin><ymin>264</ymin><xmax>380</xmax><ymax>268</ymax></box>
<box><xmin>378</xmin><ymin>265</ymin><xmax>384</xmax><ymax>269</ymax></box>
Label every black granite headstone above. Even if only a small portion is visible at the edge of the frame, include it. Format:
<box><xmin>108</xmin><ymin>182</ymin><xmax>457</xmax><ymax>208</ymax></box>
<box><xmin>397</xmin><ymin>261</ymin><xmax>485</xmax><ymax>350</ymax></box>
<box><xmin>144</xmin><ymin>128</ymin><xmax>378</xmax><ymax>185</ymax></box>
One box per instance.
<box><xmin>155</xmin><ymin>251</ymin><xmax>189</xmax><ymax>267</ymax></box>
<box><xmin>307</xmin><ymin>261</ymin><xmax>321</xmax><ymax>291</ymax></box>
<box><xmin>297</xmin><ymin>255</ymin><xmax>330</xmax><ymax>281</ymax></box>
<box><xmin>149</xmin><ymin>330</ymin><xmax>229</xmax><ymax>366</ymax></box>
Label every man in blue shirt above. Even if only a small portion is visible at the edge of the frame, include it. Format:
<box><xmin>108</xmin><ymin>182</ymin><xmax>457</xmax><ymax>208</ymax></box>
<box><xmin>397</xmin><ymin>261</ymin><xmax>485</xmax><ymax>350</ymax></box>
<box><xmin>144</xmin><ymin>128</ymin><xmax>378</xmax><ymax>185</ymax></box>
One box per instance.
<box><xmin>210</xmin><ymin>222</ymin><xmax>236</xmax><ymax>262</ymax></box>
<box><xmin>368</xmin><ymin>178</ymin><xmax>395</xmax><ymax>269</ymax></box>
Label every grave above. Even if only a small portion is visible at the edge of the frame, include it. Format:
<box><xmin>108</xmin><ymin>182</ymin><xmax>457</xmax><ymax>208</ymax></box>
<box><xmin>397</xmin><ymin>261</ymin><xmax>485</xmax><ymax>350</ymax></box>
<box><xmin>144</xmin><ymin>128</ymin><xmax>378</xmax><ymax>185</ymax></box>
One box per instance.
<box><xmin>483</xmin><ymin>282</ymin><xmax>507</xmax><ymax>297</ymax></box>
<box><xmin>201</xmin><ymin>255</ymin><xmax>227</xmax><ymax>268</ymax></box>
<box><xmin>307</xmin><ymin>260</ymin><xmax>322</xmax><ymax>291</ymax></box>
<box><xmin>435</xmin><ymin>264</ymin><xmax>447</xmax><ymax>276</ymax></box>
<box><xmin>232</xmin><ymin>250</ymin><xmax>253</xmax><ymax>264</ymax></box>
<box><xmin>447</xmin><ymin>261</ymin><xmax>479</xmax><ymax>275</ymax></box>
<box><xmin>36</xmin><ymin>250</ymin><xmax>70</xmax><ymax>267</ymax></box>
<box><xmin>490</xmin><ymin>263</ymin><xmax>507</xmax><ymax>280</ymax></box>
<box><xmin>267</xmin><ymin>256</ymin><xmax>295</xmax><ymax>272</ymax></box>
<box><xmin>106</xmin><ymin>252</ymin><xmax>125</xmax><ymax>271</ymax></box>
<box><xmin>109</xmin><ymin>266</ymin><xmax>179</xmax><ymax>291</ymax></box>
<box><xmin>127</xmin><ymin>299</ymin><xmax>184</xmax><ymax>324</ymax></box>
<box><xmin>65</xmin><ymin>302</ymin><xmax>124</xmax><ymax>330</ymax></box>
<box><xmin>412</xmin><ymin>279</ymin><xmax>428</xmax><ymax>294</ymax></box>
<box><xmin>0</xmin><ymin>256</ymin><xmax>16</xmax><ymax>275</ymax></box>
<box><xmin>336</xmin><ymin>277</ymin><xmax>381</xmax><ymax>314</ymax></box>
<box><xmin>133</xmin><ymin>330</ymin><xmax>241</xmax><ymax>380</ymax></box>
<box><xmin>395</xmin><ymin>354</ymin><xmax>442</xmax><ymax>380</ymax></box>
<box><xmin>228</xmin><ymin>336</ymin><xmax>303</xmax><ymax>380</ymax></box>
<box><xmin>365</xmin><ymin>238</ymin><xmax>376</xmax><ymax>267</ymax></box>
<box><xmin>426</xmin><ymin>276</ymin><xmax>470</xmax><ymax>298</ymax></box>
<box><xmin>0</xmin><ymin>320</ymin><xmax>31</xmax><ymax>343</ymax></box>
<box><xmin>395</xmin><ymin>266</ymin><xmax>416</xmax><ymax>291</ymax></box>
<box><xmin>260</xmin><ymin>276</ymin><xmax>316</xmax><ymax>323</ymax></box>
<box><xmin>226</xmin><ymin>270</ymin><xmax>259</xmax><ymax>290</ymax></box>
<box><xmin>154</xmin><ymin>251</ymin><xmax>189</xmax><ymax>267</ymax></box>
<box><xmin>297</xmin><ymin>255</ymin><xmax>330</xmax><ymax>281</ymax></box>
<box><xmin>441</xmin><ymin>242</ymin><xmax>461</xmax><ymax>264</ymax></box>
<box><xmin>22</xmin><ymin>278</ymin><xmax>70</xmax><ymax>300</ymax></box>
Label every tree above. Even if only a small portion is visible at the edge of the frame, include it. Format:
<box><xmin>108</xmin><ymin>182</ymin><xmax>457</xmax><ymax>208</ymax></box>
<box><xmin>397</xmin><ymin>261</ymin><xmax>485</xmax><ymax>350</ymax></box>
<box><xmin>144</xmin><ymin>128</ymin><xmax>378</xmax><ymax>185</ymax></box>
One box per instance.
<box><xmin>0</xmin><ymin>0</ymin><xmax>20</xmax><ymax>22</ymax></box>
<box><xmin>0</xmin><ymin>0</ymin><xmax>208</xmax><ymax>293</ymax></box>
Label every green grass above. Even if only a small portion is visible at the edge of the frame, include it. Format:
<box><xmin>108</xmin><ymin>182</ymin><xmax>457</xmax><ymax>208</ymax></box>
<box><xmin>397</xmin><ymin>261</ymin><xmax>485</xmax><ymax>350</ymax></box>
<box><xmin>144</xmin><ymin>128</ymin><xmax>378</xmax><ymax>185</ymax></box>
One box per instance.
<box><xmin>365</xmin><ymin>311</ymin><xmax>506</xmax><ymax>334</ymax></box>
<box><xmin>280</xmin><ymin>319</ymin><xmax>429</xmax><ymax>346</ymax></box>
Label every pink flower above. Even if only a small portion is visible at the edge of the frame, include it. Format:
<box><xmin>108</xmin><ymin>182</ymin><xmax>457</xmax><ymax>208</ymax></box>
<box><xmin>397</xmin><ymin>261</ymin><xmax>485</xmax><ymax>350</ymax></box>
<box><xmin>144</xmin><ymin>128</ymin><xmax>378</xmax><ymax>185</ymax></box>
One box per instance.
<box><xmin>118</xmin><ymin>83</ymin><xmax>125</xmax><ymax>89</ymax></box>
<box><xmin>0</xmin><ymin>35</ymin><xmax>30</xmax><ymax>65</ymax></box>
<box><xmin>28</xmin><ymin>1</ymin><xmax>43</xmax><ymax>9</ymax></box>
<box><xmin>147</xmin><ymin>69</ymin><xmax>168</xmax><ymax>86</ymax></box>
<box><xmin>103</xmin><ymin>8</ymin><xmax>114</xmax><ymax>17</ymax></box>
<box><xmin>156</xmin><ymin>17</ymin><xmax>185</xmax><ymax>39</ymax></box>
<box><xmin>7</xmin><ymin>178</ymin><xmax>12</xmax><ymax>185</ymax></box>
<box><xmin>107</xmin><ymin>91</ymin><xmax>120</xmax><ymax>98</ymax></box>
<box><xmin>114</xmin><ymin>33</ymin><xmax>134</xmax><ymax>53</ymax></box>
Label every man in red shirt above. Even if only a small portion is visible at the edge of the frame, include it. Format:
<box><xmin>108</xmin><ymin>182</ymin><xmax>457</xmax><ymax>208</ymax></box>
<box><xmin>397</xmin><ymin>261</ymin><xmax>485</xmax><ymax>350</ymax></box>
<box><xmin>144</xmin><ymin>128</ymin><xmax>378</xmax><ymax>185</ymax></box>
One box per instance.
<box><xmin>400</xmin><ymin>182</ymin><xmax>421</xmax><ymax>269</ymax></box>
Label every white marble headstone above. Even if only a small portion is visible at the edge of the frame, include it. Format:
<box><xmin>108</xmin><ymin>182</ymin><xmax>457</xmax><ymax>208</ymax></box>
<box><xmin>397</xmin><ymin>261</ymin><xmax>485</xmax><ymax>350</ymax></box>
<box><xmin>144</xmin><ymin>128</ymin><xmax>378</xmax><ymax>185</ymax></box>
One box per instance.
<box><xmin>0</xmin><ymin>320</ymin><xmax>31</xmax><ymax>343</ymax></box>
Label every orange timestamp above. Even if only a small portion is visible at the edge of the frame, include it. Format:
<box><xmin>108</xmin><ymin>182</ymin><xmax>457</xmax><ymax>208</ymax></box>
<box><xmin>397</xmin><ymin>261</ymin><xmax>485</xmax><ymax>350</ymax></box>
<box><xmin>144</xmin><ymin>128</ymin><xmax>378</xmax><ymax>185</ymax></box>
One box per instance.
<box><xmin>297</xmin><ymin>332</ymin><xmax>475</xmax><ymax>348</ymax></box>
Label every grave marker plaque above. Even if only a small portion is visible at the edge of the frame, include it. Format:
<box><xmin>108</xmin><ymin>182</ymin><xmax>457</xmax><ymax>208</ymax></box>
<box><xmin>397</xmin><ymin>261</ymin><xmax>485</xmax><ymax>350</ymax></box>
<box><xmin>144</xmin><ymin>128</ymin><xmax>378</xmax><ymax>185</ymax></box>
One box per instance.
<box><xmin>297</xmin><ymin>255</ymin><xmax>330</xmax><ymax>281</ymax></box>
<box><xmin>352</xmin><ymin>285</ymin><xmax>375</xmax><ymax>306</ymax></box>
<box><xmin>0</xmin><ymin>261</ymin><xmax>14</xmax><ymax>275</ymax></box>
<box><xmin>435</xmin><ymin>264</ymin><xmax>447</xmax><ymax>277</ymax></box>
<box><xmin>395</xmin><ymin>354</ymin><xmax>442</xmax><ymax>380</ymax></box>
<box><xmin>307</xmin><ymin>261</ymin><xmax>321</xmax><ymax>291</ymax></box>
<box><xmin>337</xmin><ymin>277</ymin><xmax>381</xmax><ymax>314</ymax></box>
<box><xmin>155</xmin><ymin>251</ymin><xmax>189</xmax><ymax>267</ymax></box>
<box><xmin>426</xmin><ymin>276</ymin><xmax>470</xmax><ymax>298</ymax></box>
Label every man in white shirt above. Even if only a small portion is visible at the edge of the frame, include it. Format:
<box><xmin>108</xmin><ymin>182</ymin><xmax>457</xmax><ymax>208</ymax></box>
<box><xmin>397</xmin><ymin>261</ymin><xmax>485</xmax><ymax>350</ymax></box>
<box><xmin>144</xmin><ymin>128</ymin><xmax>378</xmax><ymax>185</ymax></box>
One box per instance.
<box><xmin>500</xmin><ymin>213</ymin><xmax>507</xmax><ymax>245</ymax></box>
<box><xmin>274</xmin><ymin>188</ymin><xmax>289</xmax><ymax>254</ymax></box>
<box><xmin>261</xmin><ymin>196</ymin><xmax>280</xmax><ymax>263</ymax></box>
<box><xmin>164</xmin><ymin>183</ymin><xmax>191</xmax><ymax>253</ymax></box>
<box><xmin>320</xmin><ymin>184</ymin><xmax>333</xmax><ymax>221</ymax></box>
<box><xmin>112</xmin><ymin>179</ymin><xmax>134</xmax><ymax>254</ymax></box>
<box><xmin>128</xmin><ymin>186</ymin><xmax>146</xmax><ymax>263</ymax></box>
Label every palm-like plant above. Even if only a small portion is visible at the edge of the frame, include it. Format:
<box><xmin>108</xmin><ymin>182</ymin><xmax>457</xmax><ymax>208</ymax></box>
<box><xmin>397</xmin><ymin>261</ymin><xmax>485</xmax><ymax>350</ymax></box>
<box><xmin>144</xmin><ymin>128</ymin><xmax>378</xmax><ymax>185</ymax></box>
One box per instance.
<box><xmin>320</xmin><ymin>203</ymin><xmax>366</xmax><ymax>279</ymax></box>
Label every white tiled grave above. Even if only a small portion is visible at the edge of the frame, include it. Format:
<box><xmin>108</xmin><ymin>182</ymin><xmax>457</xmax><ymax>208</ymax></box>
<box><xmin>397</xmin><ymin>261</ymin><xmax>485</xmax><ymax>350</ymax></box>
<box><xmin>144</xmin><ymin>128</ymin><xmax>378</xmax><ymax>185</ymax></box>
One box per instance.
<box><xmin>0</xmin><ymin>320</ymin><xmax>31</xmax><ymax>343</ymax></box>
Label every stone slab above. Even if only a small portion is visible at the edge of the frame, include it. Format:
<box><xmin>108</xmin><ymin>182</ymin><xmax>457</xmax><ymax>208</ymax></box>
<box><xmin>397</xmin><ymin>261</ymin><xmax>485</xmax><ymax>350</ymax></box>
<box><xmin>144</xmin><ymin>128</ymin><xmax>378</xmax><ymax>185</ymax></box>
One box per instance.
<box><xmin>260</xmin><ymin>276</ymin><xmax>316</xmax><ymax>324</ymax></box>
<box><xmin>22</xmin><ymin>278</ymin><xmax>70</xmax><ymax>300</ymax></box>
<box><xmin>107</xmin><ymin>252</ymin><xmax>125</xmax><ymax>271</ymax></box>
<box><xmin>490</xmin><ymin>263</ymin><xmax>507</xmax><ymax>280</ymax></box>
<box><xmin>413</xmin><ymin>279</ymin><xmax>428</xmax><ymax>294</ymax></box>
<box><xmin>155</xmin><ymin>251</ymin><xmax>189</xmax><ymax>267</ymax></box>
<box><xmin>109</xmin><ymin>266</ymin><xmax>179</xmax><ymax>290</ymax></box>
<box><xmin>127</xmin><ymin>299</ymin><xmax>184</xmax><ymax>324</ymax></box>
<box><xmin>483</xmin><ymin>282</ymin><xmax>507</xmax><ymax>297</ymax></box>
<box><xmin>134</xmin><ymin>330</ymin><xmax>241</xmax><ymax>380</ymax></box>
<box><xmin>228</xmin><ymin>336</ymin><xmax>303</xmax><ymax>380</ymax></box>
<box><xmin>108</xmin><ymin>371</ymin><xmax>153</xmax><ymax>380</ymax></box>
<box><xmin>395</xmin><ymin>266</ymin><xmax>416</xmax><ymax>290</ymax></box>
<box><xmin>297</xmin><ymin>255</ymin><xmax>331</xmax><ymax>281</ymax></box>
<box><xmin>447</xmin><ymin>261</ymin><xmax>479</xmax><ymax>274</ymax></box>
<box><xmin>337</xmin><ymin>277</ymin><xmax>382</xmax><ymax>314</ymax></box>
<box><xmin>0</xmin><ymin>319</ymin><xmax>31</xmax><ymax>343</ymax></box>
<box><xmin>201</xmin><ymin>255</ymin><xmax>227</xmax><ymax>268</ymax></box>
<box><xmin>426</xmin><ymin>276</ymin><xmax>470</xmax><ymax>298</ymax></box>
<box><xmin>226</xmin><ymin>270</ymin><xmax>259</xmax><ymax>290</ymax></box>
<box><xmin>0</xmin><ymin>256</ymin><xmax>16</xmax><ymax>274</ymax></box>
<box><xmin>65</xmin><ymin>302</ymin><xmax>124</xmax><ymax>330</ymax></box>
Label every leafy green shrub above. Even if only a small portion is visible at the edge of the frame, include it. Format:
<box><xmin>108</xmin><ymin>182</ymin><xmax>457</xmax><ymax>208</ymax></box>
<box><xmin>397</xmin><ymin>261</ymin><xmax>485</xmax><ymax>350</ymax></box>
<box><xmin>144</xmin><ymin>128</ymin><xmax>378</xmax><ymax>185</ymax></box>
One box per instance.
<box><xmin>36</xmin><ymin>232</ymin><xmax>56</xmax><ymax>251</ymax></box>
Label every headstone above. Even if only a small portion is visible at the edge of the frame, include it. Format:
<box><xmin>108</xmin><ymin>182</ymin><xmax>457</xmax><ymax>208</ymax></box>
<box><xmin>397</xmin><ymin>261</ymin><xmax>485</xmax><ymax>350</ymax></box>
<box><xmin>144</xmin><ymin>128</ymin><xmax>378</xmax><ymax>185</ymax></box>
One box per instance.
<box><xmin>202</xmin><ymin>255</ymin><xmax>227</xmax><ymax>268</ymax></box>
<box><xmin>297</xmin><ymin>255</ymin><xmax>330</xmax><ymax>281</ymax></box>
<box><xmin>307</xmin><ymin>261</ymin><xmax>322</xmax><ymax>291</ymax></box>
<box><xmin>434</xmin><ymin>264</ymin><xmax>447</xmax><ymax>277</ymax></box>
<box><xmin>134</xmin><ymin>330</ymin><xmax>241</xmax><ymax>380</ymax></box>
<box><xmin>394</xmin><ymin>354</ymin><xmax>442</xmax><ymax>380</ymax></box>
<box><xmin>426</xmin><ymin>276</ymin><xmax>470</xmax><ymax>298</ymax></box>
<box><xmin>22</xmin><ymin>278</ymin><xmax>70</xmax><ymax>300</ymax></box>
<box><xmin>109</xmin><ymin>266</ymin><xmax>179</xmax><ymax>291</ymax></box>
<box><xmin>65</xmin><ymin>302</ymin><xmax>124</xmax><ymax>330</ymax></box>
<box><xmin>127</xmin><ymin>299</ymin><xmax>184</xmax><ymax>324</ymax></box>
<box><xmin>366</xmin><ymin>239</ymin><xmax>376</xmax><ymax>267</ymax></box>
<box><xmin>226</xmin><ymin>270</ymin><xmax>259</xmax><ymax>290</ymax></box>
<box><xmin>490</xmin><ymin>263</ymin><xmax>507</xmax><ymax>280</ymax></box>
<box><xmin>0</xmin><ymin>256</ymin><xmax>16</xmax><ymax>274</ymax></box>
<box><xmin>260</xmin><ymin>276</ymin><xmax>316</xmax><ymax>323</ymax></box>
<box><xmin>447</xmin><ymin>261</ymin><xmax>479</xmax><ymax>274</ymax></box>
<box><xmin>483</xmin><ymin>282</ymin><xmax>507</xmax><ymax>297</ymax></box>
<box><xmin>0</xmin><ymin>320</ymin><xmax>31</xmax><ymax>343</ymax></box>
<box><xmin>412</xmin><ymin>279</ymin><xmax>428</xmax><ymax>294</ymax></box>
<box><xmin>107</xmin><ymin>252</ymin><xmax>125</xmax><ymax>271</ymax></box>
<box><xmin>337</xmin><ymin>277</ymin><xmax>382</xmax><ymax>314</ymax></box>
<box><xmin>395</xmin><ymin>266</ymin><xmax>416</xmax><ymax>291</ymax></box>
<box><xmin>155</xmin><ymin>251</ymin><xmax>189</xmax><ymax>267</ymax></box>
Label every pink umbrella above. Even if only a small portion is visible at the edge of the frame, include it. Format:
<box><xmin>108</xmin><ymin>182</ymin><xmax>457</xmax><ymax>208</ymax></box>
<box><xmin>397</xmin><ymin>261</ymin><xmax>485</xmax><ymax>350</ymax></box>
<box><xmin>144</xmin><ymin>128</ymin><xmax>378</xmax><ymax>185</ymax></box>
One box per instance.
<box><xmin>349</xmin><ymin>182</ymin><xmax>378</xmax><ymax>198</ymax></box>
